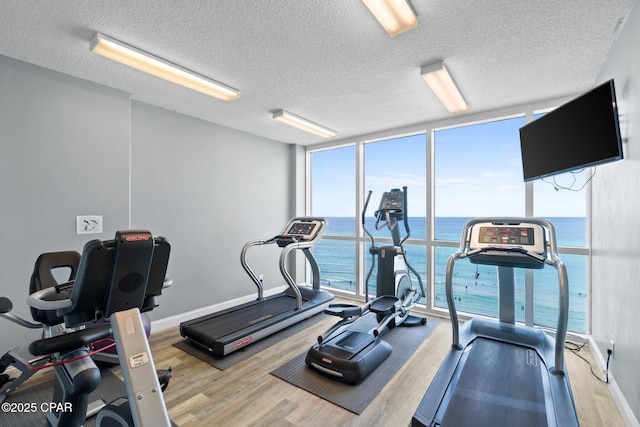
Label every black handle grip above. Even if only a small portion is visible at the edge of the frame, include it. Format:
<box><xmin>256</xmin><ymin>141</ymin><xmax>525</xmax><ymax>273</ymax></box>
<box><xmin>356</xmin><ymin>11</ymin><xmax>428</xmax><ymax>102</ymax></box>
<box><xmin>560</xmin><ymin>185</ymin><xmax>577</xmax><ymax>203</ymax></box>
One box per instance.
<box><xmin>362</xmin><ymin>190</ymin><xmax>373</xmax><ymax>225</ymax></box>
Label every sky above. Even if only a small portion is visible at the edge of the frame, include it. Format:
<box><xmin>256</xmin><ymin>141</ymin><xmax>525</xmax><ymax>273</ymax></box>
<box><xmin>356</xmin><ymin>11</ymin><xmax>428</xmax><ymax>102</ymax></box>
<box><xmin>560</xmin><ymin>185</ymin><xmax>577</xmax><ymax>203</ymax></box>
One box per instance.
<box><xmin>311</xmin><ymin>118</ymin><xmax>588</xmax><ymax>218</ymax></box>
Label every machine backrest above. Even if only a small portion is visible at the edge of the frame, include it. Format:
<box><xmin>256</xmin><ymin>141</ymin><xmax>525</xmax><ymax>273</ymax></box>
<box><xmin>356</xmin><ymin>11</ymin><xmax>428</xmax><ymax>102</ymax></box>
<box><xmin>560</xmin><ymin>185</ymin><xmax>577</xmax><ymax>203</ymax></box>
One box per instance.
<box><xmin>60</xmin><ymin>230</ymin><xmax>171</xmax><ymax>328</ymax></box>
<box><xmin>143</xmin><ymin>236</ymin><xmax>171</xmax><ymax>310</ymax></box>
<box><xmin>29</xmin><ymin>251</ymin><xmax>82</xmax><ymax>326</ymax></box>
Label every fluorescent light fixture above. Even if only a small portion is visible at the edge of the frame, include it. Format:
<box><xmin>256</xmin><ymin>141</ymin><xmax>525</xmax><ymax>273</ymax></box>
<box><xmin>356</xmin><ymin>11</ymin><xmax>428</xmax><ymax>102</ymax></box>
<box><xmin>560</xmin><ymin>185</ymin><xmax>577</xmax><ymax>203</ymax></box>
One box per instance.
<box><xmin>420</xmin><ymin>61</ymin><xmax>467</xmax><ymax>114</ymax></box>
<box><xmin>90</xmin><ymin>32</ymin><xmax>239</xmax><ymax>101</ymax></box>
<box><xmin>273</xmin><ymin>110</ymin><xmax>337</xmax><ymax>138</ymax></box>
<box><xmin>363</xmin><ymin>0</ymin><xmax>418</xmax><ymax>36</ymax></box>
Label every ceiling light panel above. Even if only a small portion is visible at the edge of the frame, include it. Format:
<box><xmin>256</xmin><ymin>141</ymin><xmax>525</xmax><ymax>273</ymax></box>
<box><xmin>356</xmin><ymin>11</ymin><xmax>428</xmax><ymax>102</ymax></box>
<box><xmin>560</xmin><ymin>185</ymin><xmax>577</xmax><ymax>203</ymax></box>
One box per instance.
<box><xmin>420</xmin><ymin>61</ymin><xmax>467</xmax><ymax>114</ymax></box>
<box><xmin>90</xmin><ymin>33</ymin><xmax>239</xmax><ymax>101</ymax></box>
<box><xmin>363</xmin><ymin>0</ymin><xmax>418</xmax><ymax>36</ymax></box>
<box><xmin>273</xmin><ymin>110</ymin><xmax>337</xmax><ymax>138</ymax></box>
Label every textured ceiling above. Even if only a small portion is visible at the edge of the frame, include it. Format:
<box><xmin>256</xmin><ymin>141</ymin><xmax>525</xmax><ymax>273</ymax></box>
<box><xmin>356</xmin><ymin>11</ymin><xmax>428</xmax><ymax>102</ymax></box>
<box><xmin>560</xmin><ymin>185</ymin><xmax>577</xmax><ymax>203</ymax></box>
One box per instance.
<box><xmin>0</xmin><ymin>1</ymin><xmax>635</xmax><ymax>145</ymax></box>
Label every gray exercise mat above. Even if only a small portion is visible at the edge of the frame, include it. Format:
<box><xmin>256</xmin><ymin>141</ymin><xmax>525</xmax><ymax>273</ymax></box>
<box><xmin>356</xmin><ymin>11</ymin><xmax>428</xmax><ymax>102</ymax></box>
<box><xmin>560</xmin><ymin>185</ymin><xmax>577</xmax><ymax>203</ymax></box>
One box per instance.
<box><xmin>270</xmin><ymin>316</ymin><xmax>438</xmax><ymax>414</ymax></box>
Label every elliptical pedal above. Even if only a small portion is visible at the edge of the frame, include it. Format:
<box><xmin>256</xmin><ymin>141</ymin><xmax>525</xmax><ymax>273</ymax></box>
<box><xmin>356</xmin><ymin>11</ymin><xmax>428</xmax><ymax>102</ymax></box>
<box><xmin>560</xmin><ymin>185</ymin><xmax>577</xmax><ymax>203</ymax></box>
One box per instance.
<box><xmin>369</xmin><ymin>296</ymin><xmax>399</xmax><ymax>315</ymax></box>
<box><xmin>324</xmin><ymin>303</ymin><xmax>362</xmax><ymax>319</ymax></box>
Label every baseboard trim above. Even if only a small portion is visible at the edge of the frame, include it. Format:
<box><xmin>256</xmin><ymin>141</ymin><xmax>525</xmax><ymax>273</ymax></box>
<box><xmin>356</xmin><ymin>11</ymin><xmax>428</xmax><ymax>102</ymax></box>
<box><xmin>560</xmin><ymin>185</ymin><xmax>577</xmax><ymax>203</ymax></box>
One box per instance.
<box><xmin>588</xmin><ymin>336</ymin><xmax>639</xmax><ymax>427</ymax></box>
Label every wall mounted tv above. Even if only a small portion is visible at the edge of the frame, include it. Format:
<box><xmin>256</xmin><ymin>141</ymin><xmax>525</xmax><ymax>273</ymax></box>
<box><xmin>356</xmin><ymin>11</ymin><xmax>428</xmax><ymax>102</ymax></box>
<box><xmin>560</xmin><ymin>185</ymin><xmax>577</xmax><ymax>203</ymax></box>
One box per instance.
<box><xmin>519</xmin><ymin>79</ymin><xmax>623</xmax><ymax>182</ymax></box>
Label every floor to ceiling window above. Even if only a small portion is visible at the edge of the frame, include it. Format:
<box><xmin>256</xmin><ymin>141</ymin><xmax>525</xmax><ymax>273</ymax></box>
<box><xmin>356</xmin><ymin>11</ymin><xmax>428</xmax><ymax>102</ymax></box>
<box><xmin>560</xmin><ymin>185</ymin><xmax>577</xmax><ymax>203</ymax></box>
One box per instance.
<box><xmin>310</xmin><ymin>145</ymin><xmax>357</xmax><ymax>292</ymax></box>
<box><xmin>433</xmin><ymin>116</ymin><xmax>527</xmax><ymax>322</ymax></box>
<box><xmin>530</xmin><ymin>113</ymin><xmax>589</xmax><ymax>332</ymax></box>
<box><xmin>362</xmin><ymin>134</ymin><xmax>427</xmax><ymax>297</ymax></box>
<box><xmin>532</xmin><ymin>168</ymin><xmax>589</xmax><ymax>332</ymax></box>
<box><xmin>308</xmin><ymin>107</ymin><xmax>589</xmax><ymax>334</ymax></box>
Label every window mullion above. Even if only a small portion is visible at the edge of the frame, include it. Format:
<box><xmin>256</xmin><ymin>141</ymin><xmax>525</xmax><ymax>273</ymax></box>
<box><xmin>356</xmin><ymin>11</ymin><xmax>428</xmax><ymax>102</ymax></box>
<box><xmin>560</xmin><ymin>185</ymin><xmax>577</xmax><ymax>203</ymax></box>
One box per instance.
<box><xmin>356</xmin><ymin>141</ymin><xmax>365</xmax><ymax>298</ymax></box>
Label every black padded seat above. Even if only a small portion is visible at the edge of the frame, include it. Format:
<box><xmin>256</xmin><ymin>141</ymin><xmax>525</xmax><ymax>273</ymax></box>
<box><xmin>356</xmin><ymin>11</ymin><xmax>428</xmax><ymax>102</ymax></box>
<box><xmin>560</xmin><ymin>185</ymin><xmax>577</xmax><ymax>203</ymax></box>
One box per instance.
<box><xmin>29</xmin><ymin>251</ymin><xmax>81</xmax><ymax>326</ymax></box>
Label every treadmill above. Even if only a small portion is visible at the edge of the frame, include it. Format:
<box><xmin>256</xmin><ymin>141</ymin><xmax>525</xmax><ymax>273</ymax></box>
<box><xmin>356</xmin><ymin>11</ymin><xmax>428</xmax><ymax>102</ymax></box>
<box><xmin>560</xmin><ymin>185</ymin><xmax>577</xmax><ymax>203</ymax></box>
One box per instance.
<box><xmin>180</xmin><ymin>217</ymin><xmax>334</xmax><ymax>356</ymax></box>
<box><xmin>412</xmin><ymin>218</ymin><xmax>579</xmax><ymax>427</ymax></box>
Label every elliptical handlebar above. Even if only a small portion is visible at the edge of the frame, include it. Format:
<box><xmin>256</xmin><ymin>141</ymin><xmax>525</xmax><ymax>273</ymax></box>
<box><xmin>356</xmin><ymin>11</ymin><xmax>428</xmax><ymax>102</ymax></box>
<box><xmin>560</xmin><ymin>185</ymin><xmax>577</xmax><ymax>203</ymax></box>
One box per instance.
<box><xmin>362</xmin><ymin>190</ymin><xmax>375</xmax><ymax>246</ymax></box>
<box><xmin>362</xmin><ymin>190</ymin><xmax>375</xmax><ymax>302</ymax></box>
<box><xmin>400</xmin><ymin>186</ymin><xmax>411</xmax><ymax>246</ymax></box>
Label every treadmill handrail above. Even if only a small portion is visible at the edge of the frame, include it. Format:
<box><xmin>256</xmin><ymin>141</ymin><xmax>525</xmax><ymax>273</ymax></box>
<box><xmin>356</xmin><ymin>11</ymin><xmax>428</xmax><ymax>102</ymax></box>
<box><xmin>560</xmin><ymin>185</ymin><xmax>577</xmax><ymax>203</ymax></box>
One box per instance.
<box><xmin>240</xmin><ymin>239</ymin><xmax>271</xmax><ymax>300</ymax></box>
<box><xmin>240</xmin><ymin>217</ymin><xmax>328</xmax><ymax>307</ymax></box>
<box><xmin>279</xmin><ymin>242</ymin><xmax>303</xmax><ymax>309</ymax></box>
<box><xmin>447</xmin><ymin>217</ymin><xmax>569</xmax><ymax>374</ymax></box>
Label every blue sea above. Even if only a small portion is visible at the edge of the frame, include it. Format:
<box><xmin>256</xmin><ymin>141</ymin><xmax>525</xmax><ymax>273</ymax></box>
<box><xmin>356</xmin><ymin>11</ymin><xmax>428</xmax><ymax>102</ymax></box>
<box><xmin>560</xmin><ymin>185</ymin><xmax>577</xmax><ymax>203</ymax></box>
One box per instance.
<box><xmin>314</xmin><ymin>217</ymin><xmax>587</xmax><ymax>333</ymax></box>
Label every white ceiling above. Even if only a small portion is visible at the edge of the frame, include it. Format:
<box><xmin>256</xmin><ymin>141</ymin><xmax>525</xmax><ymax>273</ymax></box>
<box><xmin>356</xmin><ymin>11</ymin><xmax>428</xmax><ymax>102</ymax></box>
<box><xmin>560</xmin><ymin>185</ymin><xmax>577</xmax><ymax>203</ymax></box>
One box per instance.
<box><xmin>0</xmin><ymin>1</ymin><xmax>635</xmax><ymax>146</ymax></box>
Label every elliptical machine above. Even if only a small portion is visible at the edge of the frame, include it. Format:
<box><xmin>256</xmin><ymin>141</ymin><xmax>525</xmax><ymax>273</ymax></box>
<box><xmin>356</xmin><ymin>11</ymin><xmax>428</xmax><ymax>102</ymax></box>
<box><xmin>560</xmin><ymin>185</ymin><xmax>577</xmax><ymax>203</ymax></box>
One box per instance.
<box><xmin>305</xmin><ymin>187</ymin><xmax>426</xmax><ymax>384</ymax></box>
<box><xmin>365</xmin><ymin>187</ymin><xmax>426</xmax><ymax>328</ymax></box>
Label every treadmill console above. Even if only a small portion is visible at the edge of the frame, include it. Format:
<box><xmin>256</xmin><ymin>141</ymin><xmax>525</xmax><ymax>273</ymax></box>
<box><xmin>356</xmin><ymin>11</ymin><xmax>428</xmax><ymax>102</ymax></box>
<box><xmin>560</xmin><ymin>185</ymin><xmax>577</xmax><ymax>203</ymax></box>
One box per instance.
<box><xmin>468</xmin><ymin>222</ymin><xmax>546</xmax><ymax>268</ymax></box>
<box><xmin>276</xmin><ymin>218</ymin><xmax>327</xmax><ymax>247</ymax></box>
<box><xmin>284</xmin><ymin>220</ymin><xmax>322</xmax><ymax>241</ymax></box>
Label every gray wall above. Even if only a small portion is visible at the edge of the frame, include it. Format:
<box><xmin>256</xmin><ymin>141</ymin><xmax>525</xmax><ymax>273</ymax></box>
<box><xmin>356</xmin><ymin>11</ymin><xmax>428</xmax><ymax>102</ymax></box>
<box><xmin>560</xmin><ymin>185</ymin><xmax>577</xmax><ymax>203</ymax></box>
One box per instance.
<box><xmin>130</xmin><ymin>102</ymin><xmax>291</xmax><ymax>321</ymax></box>
<box><xmin>591</xmin><ymin>0</ymin><xmax>640</xmax><ymax>423</ymax></box>
<box><xmin>0</xmin><ymin>55</ymin><xmax>292</xmax><ymax>354</ymax></box>
<box><xmin>0</xmin><ymin>55</ymin><xmax>131</xmax><ymax>350</ymax></box>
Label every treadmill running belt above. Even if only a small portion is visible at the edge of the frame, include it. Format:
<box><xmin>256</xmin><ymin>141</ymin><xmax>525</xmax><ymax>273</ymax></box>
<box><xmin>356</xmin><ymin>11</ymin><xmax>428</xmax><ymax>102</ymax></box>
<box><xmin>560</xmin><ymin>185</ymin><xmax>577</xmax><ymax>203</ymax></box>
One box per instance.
<box><xmin>440</xmin><ymin>338</ymin><xmax>548</xmax><ymax>427</ymax></box>
<box><xmin>184</xmin><ymin>295</ymin><xmax>301</xmax><ymax>342</ymax></box>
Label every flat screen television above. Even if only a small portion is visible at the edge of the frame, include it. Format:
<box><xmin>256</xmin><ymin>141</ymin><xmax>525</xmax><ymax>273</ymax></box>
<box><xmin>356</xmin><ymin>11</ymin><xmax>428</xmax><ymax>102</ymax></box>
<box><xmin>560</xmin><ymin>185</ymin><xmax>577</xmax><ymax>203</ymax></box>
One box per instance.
<box><xmin>519</xmin><ymin>79</ymin><xmax>623</xmax><ymax>182</ymax></box>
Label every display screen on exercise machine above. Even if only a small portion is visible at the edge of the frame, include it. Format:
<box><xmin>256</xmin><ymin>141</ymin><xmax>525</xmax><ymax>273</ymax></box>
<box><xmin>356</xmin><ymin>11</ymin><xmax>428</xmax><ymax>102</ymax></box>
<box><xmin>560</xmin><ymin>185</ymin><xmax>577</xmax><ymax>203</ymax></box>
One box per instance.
<box><xmin>469</xmin><ymin>222</ymin><xmax>546</xmax><ymax>255</ymax></box>
<box><xmin>477</xmin><ymin>226</ymin><xmax>535</xmax><ymax>245</ymax></box>
<box><xmin>284</xmin><ymin>220</ymin><xmax>321</xmax><ymax>240</ymax></box>
<box><xmin>378</xmin><ymin>189</ymin><xmax>404</xmax><ymax>213</ymax></box>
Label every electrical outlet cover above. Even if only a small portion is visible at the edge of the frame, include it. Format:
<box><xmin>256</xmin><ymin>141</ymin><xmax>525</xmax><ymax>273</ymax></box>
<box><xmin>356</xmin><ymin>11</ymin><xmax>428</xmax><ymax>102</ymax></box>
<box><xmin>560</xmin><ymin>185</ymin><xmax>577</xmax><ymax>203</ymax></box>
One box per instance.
<box><xmin>77</xmin><ymin>215</ymin><xmax>103</xmax><ymax>234</ymax></box>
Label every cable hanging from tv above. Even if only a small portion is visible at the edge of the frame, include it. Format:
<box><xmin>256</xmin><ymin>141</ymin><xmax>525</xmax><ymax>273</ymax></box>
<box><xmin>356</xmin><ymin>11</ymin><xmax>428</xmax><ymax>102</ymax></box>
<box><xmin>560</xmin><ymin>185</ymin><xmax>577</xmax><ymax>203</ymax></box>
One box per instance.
<box><xmin>541</xmin><ymin>168</ymin><xmax>596</xmax><ymax>192</ymax></box>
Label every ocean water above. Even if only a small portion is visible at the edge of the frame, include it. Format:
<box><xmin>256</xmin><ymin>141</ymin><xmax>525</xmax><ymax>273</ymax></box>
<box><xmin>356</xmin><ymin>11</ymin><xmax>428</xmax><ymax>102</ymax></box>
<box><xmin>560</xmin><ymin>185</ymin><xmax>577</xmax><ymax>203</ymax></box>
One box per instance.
<box><xmin>314</xmin><ymin>217</ymin><xmax>587</xmax><ymax>333</ymax></box>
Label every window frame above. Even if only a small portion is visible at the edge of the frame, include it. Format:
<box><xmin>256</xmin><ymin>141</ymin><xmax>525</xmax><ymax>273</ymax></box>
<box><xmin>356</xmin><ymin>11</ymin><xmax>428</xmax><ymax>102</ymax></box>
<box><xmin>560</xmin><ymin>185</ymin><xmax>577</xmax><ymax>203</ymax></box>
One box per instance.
<box><xmin>305</xmin><ymin>95</ymin><xmax>591</xmax><ymax>337</ymax></box>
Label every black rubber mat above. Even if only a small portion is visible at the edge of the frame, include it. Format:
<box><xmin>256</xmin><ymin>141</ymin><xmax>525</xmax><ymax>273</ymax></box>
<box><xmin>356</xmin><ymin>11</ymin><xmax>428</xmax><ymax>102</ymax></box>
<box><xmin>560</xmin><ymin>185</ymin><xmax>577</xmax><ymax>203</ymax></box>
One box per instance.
<box><xmin>270</xmin><ymin>314</ymin><xmax>438</xmax><ymax>414</ymax></box>
<box><xmin>0</xmin><ymin>368</ymin><xmax>125</xmax><ymax>427</ymax></box>
<box><xmin>174</xmin><ymin>312</ymin><xmax>326</xmax><ymax>370</ymax></box>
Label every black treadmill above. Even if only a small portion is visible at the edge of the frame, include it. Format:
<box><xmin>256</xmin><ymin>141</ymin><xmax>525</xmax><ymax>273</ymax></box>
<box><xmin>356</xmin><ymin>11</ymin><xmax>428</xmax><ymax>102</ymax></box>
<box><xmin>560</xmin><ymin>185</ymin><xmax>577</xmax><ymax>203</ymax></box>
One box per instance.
<box><xmin>412</xmin><ymin>217</ymin><xmax>579</xmax><ymax>427</ymax></box>
<box><xmin>180</xmin><ymin>217</ymin><xmax>334</xmax><ymax>356</ymax></box>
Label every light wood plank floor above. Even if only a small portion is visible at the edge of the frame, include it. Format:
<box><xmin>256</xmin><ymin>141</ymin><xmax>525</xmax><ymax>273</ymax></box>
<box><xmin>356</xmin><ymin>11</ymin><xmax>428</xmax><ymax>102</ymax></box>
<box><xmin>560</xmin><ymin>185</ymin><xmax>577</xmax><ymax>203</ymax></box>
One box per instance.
<box><xmin>9</xmin><ymin>307</ymin><xmax>625</xmax><ymax>426</ymax></box>
<box><xmin>148</xmin><ymin>309</ymin><xmax>625</xmax><ymax>427</ymax></box>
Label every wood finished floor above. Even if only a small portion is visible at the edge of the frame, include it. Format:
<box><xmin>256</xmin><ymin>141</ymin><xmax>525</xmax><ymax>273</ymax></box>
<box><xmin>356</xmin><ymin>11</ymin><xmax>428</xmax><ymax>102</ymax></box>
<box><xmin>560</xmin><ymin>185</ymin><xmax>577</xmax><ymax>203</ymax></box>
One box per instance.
<box><xmin>149</xmin><ymin>309</ymin><xmax>625</xmax><ymax>427</ymax></box>
<box><xmin>10</xmin><ymin>306</ymin><xmax>626</xmax><ymax>427</ymax></box>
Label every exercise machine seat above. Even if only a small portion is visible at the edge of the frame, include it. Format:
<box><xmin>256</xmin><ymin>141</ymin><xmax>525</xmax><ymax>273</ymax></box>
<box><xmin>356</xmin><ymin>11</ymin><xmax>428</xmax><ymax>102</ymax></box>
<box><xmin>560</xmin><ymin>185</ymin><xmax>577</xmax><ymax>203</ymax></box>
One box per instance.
<box><xmin>29</xmin><ymin>251</ymin><xmax>81</xmax><ymax>326</ymax></box>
